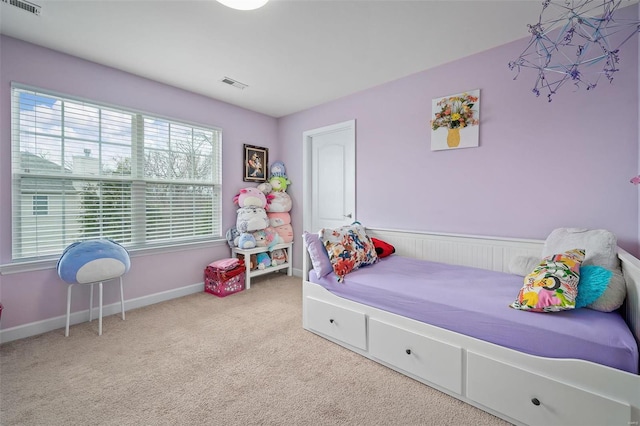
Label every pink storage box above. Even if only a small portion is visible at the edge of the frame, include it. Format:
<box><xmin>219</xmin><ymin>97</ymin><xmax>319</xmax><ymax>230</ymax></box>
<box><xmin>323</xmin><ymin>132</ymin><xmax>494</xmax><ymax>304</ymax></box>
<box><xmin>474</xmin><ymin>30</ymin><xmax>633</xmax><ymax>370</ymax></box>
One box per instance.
<box><xmin>204</xmin><ymin>264</ymin><xmax>245</xmax><ymax>297</ymax></box>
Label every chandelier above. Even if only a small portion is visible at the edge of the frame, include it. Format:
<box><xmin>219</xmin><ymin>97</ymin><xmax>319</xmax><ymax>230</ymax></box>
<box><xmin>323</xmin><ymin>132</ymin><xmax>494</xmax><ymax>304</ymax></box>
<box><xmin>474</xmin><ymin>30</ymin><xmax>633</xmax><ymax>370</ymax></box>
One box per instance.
<box><xmin>509</xmin><ymin>0</ymin><xmax>640</xmax><ymax>101</ymax></box>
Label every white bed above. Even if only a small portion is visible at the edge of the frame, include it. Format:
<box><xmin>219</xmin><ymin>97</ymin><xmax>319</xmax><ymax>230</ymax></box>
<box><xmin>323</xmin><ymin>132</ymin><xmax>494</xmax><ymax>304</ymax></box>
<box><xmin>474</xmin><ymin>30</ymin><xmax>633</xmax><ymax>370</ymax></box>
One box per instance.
<box><xmin>302</xmin><ymin>227</ymin><xmax>640</xmax><ymax>426</ymax></box>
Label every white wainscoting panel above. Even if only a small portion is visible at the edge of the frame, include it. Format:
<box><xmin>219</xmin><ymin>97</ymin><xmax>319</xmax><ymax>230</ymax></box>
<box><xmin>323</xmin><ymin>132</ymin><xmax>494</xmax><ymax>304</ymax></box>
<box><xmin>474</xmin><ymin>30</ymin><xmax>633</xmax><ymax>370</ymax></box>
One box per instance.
<box><xmin>367</xmin><ymin>228</ymin><xmax>543</xmax><ymax>274</ymax></box>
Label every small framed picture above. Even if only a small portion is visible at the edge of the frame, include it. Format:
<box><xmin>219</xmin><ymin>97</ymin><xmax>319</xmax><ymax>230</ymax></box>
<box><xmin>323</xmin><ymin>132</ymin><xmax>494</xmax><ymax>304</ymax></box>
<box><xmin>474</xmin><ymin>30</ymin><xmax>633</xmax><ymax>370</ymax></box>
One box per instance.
<box><xmin>430</xmin><ymin>89</ymin><xmax>480</xmax><ymax>151</ymax></box>
<box><xmin>243</xmin><ymin>144</ymin><xmax>268</xmax><ymax>182</ymax></box>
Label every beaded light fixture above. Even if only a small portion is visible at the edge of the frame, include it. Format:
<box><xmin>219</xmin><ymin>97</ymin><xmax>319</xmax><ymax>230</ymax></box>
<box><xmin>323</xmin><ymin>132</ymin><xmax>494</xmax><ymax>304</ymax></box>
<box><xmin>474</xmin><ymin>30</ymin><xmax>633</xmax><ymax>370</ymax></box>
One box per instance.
<box><xmin>509</xmin><ymin>0</ymin><xmax>640</xmax><ymax>102</ymax></box>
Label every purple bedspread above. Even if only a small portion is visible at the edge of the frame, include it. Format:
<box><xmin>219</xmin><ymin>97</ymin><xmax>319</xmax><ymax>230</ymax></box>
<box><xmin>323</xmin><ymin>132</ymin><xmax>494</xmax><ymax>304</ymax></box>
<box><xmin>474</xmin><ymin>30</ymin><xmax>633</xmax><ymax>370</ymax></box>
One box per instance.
<box><xmin>309</xmin><ymin>255</ymin><xmax>639</xmax><ymax>374</ymax></box>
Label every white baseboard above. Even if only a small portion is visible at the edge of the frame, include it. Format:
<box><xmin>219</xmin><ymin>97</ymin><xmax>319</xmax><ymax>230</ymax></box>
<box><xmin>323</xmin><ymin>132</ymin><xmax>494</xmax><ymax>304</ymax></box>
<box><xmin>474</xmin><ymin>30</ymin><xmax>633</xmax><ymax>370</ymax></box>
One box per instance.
<box><xmin>0</xmin><ymin>282</ymin><xmax>204</xmax><ymax>344</ymax></box>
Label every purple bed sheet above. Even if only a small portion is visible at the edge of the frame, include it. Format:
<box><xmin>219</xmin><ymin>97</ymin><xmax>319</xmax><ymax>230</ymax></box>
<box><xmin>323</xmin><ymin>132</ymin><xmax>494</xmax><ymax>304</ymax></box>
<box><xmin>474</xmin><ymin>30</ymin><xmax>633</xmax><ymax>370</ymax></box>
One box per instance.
<box><xmin>309</xmin><ymin>255</ymin><xmax>639</xmax><ymax>374</ymax></box>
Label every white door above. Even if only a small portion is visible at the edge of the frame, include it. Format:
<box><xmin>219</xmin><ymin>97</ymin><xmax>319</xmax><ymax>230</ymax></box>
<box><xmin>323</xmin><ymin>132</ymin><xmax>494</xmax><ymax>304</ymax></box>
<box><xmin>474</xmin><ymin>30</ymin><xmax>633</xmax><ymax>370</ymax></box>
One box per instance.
<box><xmin>303</xmin><ymin>120</ymin><xmax>355</xmax><ymax>233</ymax></box>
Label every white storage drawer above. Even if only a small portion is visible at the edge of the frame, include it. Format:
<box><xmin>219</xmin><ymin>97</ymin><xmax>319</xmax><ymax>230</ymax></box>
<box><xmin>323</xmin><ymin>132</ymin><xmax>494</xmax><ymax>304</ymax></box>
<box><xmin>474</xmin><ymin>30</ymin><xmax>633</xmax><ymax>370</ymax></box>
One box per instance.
<box><xmin>466</xmin><ymin>352</ymin><xmax>630</xmax><ymax>426</ymax></box>
<box><xmin>369</xmin><ymin>318</ymin><xmax>462</xmax><ymax>394</ymax></box>
<box><xmin>305</xmin><ymin>297</ymin><xmax>367</xmax><ymax>351</ymax></box>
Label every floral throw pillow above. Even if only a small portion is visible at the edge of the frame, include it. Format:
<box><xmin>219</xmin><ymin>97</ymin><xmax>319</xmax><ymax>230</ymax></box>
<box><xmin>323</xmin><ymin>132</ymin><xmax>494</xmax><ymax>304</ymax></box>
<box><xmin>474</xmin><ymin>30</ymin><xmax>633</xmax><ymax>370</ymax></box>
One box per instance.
<box><xmin>510</xmin><ymin>248</ymin><xmax>585</xmax><ymax>312</ymax></box>
<box><xmin>319</xmin><ymin>224</ymin><xmax>378</xmax><ymax>283</ymax></box>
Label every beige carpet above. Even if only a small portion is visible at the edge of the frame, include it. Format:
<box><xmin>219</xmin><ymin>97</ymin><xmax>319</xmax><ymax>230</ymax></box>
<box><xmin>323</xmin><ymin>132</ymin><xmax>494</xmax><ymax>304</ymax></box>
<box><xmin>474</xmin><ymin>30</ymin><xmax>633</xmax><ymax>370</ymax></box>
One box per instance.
<box><xmin>0</xmin><ymin>274</ymin><xmax>509</xmax><ymax>426</ymax></box>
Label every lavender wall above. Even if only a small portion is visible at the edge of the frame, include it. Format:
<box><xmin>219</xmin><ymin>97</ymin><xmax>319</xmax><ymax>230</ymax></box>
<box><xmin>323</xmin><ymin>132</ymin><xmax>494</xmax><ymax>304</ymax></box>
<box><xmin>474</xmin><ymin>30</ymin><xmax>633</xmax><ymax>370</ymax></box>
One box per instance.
<box><xmin>279</xmin><ymin>4</ymin><xmax>640</xmax><ymax>268</ymax></box>
<box><xmin>0</xmin><ymin>36</ymin><xmax>278</xmax><ymax>330</ymax></box>
<box><xmin>1</xmin><ymin>5</ymin><xmax>639</xmax><ymax>334</ymax></box>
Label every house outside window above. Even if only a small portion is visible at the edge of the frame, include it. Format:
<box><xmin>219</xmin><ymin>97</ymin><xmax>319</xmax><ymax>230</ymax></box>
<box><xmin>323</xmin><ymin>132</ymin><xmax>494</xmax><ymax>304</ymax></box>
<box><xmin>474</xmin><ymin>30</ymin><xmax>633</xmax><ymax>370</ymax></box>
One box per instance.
<box><xmin>11</xmin><ymin>84</ymin><xmax>222</xmax><ymax>260</ymax></box>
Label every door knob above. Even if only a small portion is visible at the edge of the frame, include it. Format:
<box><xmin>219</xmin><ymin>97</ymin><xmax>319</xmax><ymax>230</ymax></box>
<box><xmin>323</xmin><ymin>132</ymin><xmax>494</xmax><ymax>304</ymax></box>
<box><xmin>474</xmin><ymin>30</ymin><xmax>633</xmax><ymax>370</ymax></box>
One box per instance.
<box><xmin>344</xmin><ymin>213</ymin><xmax>352</xmax><ymax>218</ymax></box>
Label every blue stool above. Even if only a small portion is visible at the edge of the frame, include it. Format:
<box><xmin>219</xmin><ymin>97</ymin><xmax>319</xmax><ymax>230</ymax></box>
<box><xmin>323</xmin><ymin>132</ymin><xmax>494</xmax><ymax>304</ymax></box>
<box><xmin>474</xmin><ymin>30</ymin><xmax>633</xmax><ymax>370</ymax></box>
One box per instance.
<box><xmin>57</xmin><ymin>240</ymin><xmax>130</xmax><ymax>336</ymax></box>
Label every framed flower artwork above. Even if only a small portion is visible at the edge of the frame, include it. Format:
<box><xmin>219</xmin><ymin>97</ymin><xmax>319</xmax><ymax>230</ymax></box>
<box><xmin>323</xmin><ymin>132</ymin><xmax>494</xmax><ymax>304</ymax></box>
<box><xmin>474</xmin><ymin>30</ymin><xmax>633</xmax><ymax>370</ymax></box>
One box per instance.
<box><xmin>430</xmin><ymin>89</ymin><xmax>480</xmax><ymax>151</ymax></box>
<box><xmin>243</xmin><ymin>144</ymin><xmax>268</xmax><ymax>182</ymax></box>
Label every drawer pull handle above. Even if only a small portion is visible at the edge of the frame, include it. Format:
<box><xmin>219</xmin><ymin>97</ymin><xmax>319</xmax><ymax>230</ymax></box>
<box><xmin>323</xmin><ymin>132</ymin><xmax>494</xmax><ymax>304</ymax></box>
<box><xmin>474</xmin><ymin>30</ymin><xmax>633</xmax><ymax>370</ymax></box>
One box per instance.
<box><xmin>531</xmin><ymin>398</ymin><xmax>541</xmax><ymax>406</ymax></box>
<box><xmin>329</xmin><ymin>319</ymin><xmax>334</xmax><ymax>324</ymax></box>
<box><xmin>405</xmin><ymin>349</ymin><xmax>411</xmax><ymax>355</ymax></box>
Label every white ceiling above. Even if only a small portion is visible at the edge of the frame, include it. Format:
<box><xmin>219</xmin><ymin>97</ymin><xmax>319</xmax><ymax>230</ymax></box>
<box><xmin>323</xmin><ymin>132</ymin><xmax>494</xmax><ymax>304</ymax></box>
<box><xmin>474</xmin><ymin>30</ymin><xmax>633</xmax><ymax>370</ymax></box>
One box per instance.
<box><xmin>1</xmin><ymin>0</ymin><xmax>548</xmax><ymax>117</ymax></box>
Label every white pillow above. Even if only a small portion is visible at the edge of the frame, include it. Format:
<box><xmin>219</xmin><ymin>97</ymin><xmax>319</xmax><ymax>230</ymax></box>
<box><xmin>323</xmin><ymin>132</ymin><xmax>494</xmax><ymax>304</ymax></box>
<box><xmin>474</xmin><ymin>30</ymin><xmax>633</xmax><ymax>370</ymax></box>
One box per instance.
<box><xmin>542</xmin><ymin>228</ymin><xmax>626</xmax><ymax>312</ymax></box>
<box><xmin>508</xmin><ymin>255</ymin><xmax>541</xmax><ymax>277</ymax></box>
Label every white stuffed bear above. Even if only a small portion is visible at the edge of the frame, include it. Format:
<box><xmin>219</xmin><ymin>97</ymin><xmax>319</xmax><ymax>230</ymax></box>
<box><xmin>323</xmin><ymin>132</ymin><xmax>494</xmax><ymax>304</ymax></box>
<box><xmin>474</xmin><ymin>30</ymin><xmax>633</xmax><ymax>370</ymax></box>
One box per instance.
<box><xmin>236</xmin><ymin>207</ymin><xmax>269</xmax><ymax>233</ymax></box>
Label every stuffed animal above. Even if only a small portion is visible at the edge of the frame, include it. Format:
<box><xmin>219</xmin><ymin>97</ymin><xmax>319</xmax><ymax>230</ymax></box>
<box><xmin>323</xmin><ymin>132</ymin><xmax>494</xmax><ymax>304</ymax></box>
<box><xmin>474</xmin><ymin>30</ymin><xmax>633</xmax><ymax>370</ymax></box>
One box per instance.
<box><xmin>270</xmin><ymin>248</ymin><xmax>287</xmax><ymax>266</ymax></box>
<box><xmin>267</xmin><ymin>212</ymin><xmax>291</xmax><ymax>228</ymax></box>
<box><xmin>236</xmin><ymin>207</ymin><xmax>269</xmax><ymax>233</ymax></box>
<box><xmin>252</xmin><ymin>227</ymin><xmax>284</xmax><ymax>250</ymax></box>
<box><xmin>269</xmin><ymin>176</ymin><xmax>290</xmax><ymax>192</ymax></box>
<box><xmin>270</xmin><ymin>161</ymin><xmax>287</xmax><ymax>178</ymax></box>
<box><xmin>273</xmin><ymin>223</ymin><xmax>294</xmax><ymax>243</ymax></box>
<box><xmin>226</xmin><ymin>227</ymin><xmax>241</xmax><ymax>248</ymax></box>
<box><xmin>267</xmin><ymin>191</ymin><xmax>292</xmax><ymax>212</ymax></box>
<box><xmin>234</xmin><ymin>187</ymin><xmax>268</xmax><ymax>209</ymax></box>
<box><xmin>256</xmin><ymin>252</ymin><xmax>271</xmax><ymax>270</ymax></box>
<box><xmin>237</xmin><ymin>233</ymin><xmax>256</xmax><ymax>249</ymax></box>
<box><xmin>237</xmin><ymin>253</ymin><xmax>257</xmax><ymax>270</ymax></box>
<box><xmin>252</xmin><ymin>230</ymin><xmax>267</xmax><ymax>247</ymax></box>
<box><xmin>257</xmin><ymin>182</ymin><xmax>273</xmax><ymax>195</ymax></box>
<box><xmin>57</xmin><ymin>239</ymin><xmax>130</xmax><ymax>285</ymax></box>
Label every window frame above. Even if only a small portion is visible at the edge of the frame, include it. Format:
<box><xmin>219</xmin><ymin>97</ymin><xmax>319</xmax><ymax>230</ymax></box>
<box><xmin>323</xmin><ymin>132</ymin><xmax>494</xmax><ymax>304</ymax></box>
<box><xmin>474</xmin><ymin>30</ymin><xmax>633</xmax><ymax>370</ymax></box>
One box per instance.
<box><xmin>8</xmin><ymin>83</ymin><xmax>224</xmax><ymax>266</ymax></box>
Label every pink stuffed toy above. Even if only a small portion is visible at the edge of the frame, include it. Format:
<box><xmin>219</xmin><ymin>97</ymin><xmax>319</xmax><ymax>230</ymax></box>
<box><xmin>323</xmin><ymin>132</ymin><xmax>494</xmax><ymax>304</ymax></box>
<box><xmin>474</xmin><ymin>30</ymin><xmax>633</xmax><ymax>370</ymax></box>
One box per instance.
<box><xmin>273</xmin><ymin>224</ymin><xmax>293</xmax><ymax>243</ymax></box>
<box><xmin>267</xmin><ymin>212</ymin><xmax>291</xmax><ymax>228</ymax></box>
<box><xmin>234</xmin><ymin>187</ymin><xmax>270</xmax><ymax>209</ymax></box>
<box><xmin>252</xmin><ymin>227</ymin><xmax>284</xmax><ymax>249</ymax></box>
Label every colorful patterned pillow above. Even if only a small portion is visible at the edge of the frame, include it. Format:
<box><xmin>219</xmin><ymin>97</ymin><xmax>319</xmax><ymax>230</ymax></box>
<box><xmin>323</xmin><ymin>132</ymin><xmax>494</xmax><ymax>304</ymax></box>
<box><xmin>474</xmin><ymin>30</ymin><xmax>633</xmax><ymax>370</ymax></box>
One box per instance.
<box><xmin>542</xmin><ymin>228</ymin><xmax>626</xmax><ymax>312</ymax></box>
<box><xmin>510</xmin><ymin>249</ymin><xmax>585</xmax><ymax>312</ymax></box>
<box><xmin>319</xmin><ymin>224</ymin><xmax>378</xmax><ymax>283</ymax></box>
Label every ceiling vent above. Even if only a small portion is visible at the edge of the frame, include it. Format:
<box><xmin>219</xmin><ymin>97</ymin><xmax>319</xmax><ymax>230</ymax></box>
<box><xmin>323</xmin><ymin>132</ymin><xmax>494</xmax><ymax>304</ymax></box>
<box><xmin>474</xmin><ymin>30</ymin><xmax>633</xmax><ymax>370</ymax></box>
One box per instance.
<box><xmin>221</xmin><ymin>77</ymin><xmax>248</xmax><ymax>90</ymax></box>
<box><xmin>2</xmin><ymin>0</ymin><xmax>41</xmax><ymax>15</ymax></box>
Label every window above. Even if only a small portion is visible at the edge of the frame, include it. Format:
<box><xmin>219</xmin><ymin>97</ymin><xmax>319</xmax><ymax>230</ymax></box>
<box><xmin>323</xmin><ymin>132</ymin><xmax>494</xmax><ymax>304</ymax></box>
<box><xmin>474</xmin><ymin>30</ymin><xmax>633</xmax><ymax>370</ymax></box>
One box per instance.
<box><xmin>32</xmin><ymin>195</ymin><xmax>48</xmax><ymax>216</ymax></box>
<box><xmin>11</xmin><ymin>84</ymin><xmax>222</xmax><ymax>260</ymax></box>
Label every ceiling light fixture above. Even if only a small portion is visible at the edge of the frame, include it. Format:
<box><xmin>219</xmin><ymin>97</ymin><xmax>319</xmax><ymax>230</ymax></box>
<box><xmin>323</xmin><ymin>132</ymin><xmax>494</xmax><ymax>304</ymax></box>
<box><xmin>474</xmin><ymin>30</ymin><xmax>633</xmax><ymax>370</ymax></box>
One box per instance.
<box><xmin>509</xmin><ymin>0</ymin><xmax>640</xmax><ymax>102</ymax></box>
<box><xmin>216</xmin><ymin>0</ymin><xmax>268</xmax><ymax>11</ymax></box>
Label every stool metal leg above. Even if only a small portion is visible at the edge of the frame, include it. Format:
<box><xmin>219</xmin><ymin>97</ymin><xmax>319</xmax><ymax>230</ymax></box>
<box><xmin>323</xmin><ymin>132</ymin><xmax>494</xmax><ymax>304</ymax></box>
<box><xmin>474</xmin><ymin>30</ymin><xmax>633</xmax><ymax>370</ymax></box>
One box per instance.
<box><xmin>65</xmin><ymin>284</ymin><xmax>74</xmax><ymax>337</ymax></box>
<box><xmin>119</xmin><ymin>276</ymin><xmax>125</xmax><ymax>321</ymax></box>
<box><xmin>98</xmin><ymin>281</ymin><xmax>103</xmax><ymax>336</ymax></box>
<box><xmin>89</xmin><ymin>283</ymin><xmax>94</xmax><ymax>322</ymax></box>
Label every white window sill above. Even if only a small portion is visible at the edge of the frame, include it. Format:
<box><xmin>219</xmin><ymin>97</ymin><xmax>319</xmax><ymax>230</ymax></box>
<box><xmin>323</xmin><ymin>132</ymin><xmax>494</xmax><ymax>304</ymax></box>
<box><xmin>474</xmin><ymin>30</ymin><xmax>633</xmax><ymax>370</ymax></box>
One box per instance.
<box><xmin>0</xmin><ymin>238</ymin><xmax>228</xmax><ymax>275</ymax></box>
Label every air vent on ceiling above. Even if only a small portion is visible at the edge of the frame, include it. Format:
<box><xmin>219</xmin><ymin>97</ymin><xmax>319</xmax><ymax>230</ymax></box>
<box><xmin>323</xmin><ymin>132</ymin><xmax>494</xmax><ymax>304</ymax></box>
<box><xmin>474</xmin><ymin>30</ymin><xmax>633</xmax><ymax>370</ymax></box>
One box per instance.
<box><xmin>221</xmin><ymin>77</ymin><xmax>248</xmax><ymax>90</ymax></box>
<box><xmin>1</xmin><ymin>0</ymin><xmax>41</xmax><ymax>15</ymax></box>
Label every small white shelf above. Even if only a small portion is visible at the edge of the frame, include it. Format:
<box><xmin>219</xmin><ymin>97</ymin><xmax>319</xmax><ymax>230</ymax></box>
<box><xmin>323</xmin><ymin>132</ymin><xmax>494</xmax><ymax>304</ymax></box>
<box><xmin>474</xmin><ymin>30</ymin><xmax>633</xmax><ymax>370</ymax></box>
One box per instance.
<box><xmin>231</xmin><ymin>242</ymin><xmax>293</xmax><ymax>289</ymax></box>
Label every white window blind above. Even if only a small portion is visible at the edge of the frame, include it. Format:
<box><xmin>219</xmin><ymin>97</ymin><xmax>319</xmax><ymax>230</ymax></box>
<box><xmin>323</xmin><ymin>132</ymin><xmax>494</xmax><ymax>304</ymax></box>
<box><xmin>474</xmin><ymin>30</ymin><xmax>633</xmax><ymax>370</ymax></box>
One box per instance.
<box><xmin>11</xmin><ymin>84</ymin><xmax>222</xmax><ymax>260</ymax></box>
